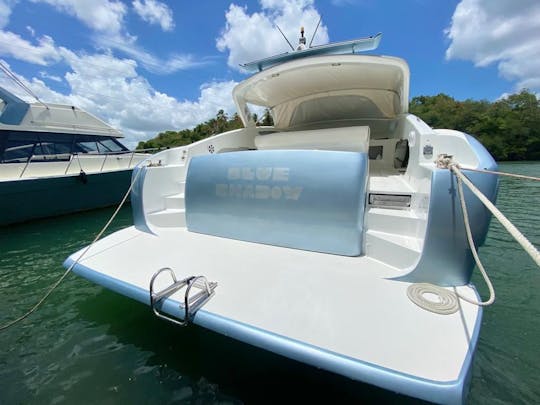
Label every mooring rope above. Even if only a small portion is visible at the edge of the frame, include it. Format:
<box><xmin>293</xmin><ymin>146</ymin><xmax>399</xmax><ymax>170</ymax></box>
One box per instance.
<box><xmin>425</xmin><ymin>155</ymin><xmax>540</xmax><ymax>308</ymax></box>
<box><xmin>450</xmin><ymin>163</ymin><xmax>540</xmax><ymax>268</ymax></box>
<box><xmin>409</xmin><ymin>155</ymin><xmax>540</xmax><ymax>311</ymax></box>
<box><xmin>463</xmin><ymin>167</ymin><xmax>540</xmax><ymax>182</ymax></box>
<box><xmin>406</xmin><ymin>283</ymin><xmax>460</xmax><ymax>314</ymax></box>
<box><xmin>0</xmin><ymin>165</ymin><xmax>145</xmax><ymax>332</ymax></box>
<box><xmin>451</xmin><ymin>164</ymin><xmax>496</xmax><ymax>306</ymax></box>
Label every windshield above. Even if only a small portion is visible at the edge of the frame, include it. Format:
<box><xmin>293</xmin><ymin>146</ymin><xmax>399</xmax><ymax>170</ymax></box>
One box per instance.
<box><xmin>0</xmin><ymin>131</ymin><xmax>129</xmax><ymax>163</ymax></box>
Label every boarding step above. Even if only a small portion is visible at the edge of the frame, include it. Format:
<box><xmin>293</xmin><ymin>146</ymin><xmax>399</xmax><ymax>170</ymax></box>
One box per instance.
<box><xmin>164</xmin><ymin>193</ymin><xmax>185</xmax><ymax>210</ymax></box>
<box><xmin>368</xmin><ymin>175</ymin><xmax>414</xmax><ymax>194</ymax></box>
<box><xmin>150</xmin><ymin>267</ymin><xmax>217</xmax><ymax>326</ymax></box>
<box><xmin>367</xmin><ymin>208</ymin><xmax>421</xmax><ymax>237</ymax></box>
<box><xmin>147</xmin><ymin>208</ymin><xmax>186</xmax><ymax>228</ymax></box>
<box><xmin>365</xmin><ymin>230</ymin><xmax>422</xmax><ymax>269</ymax></box>
<box><xmin>368</xmin><ymin>175</ymin><xmax>414</xmax><ymax>208</ymax></box>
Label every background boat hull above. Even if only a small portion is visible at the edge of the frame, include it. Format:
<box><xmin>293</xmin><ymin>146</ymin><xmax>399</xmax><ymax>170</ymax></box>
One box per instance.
<box><xmin>0</xmin><ymin>169</ymin><xmax>133</xmax><ymax>226</ymax></box>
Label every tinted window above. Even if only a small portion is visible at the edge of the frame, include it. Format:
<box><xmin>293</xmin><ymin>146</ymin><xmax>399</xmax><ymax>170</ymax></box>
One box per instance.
<box><xmin>38</xmin><ymin>133</ymin><xmax>73</xmax><ymax>155</ymax></box>
<box><xmin>98</xmin><ymin>138</ymin><xmax>127</xmax><ymax>152</ymax></box>
<box><xmin>0</xmin><ymin>131</ymin><xmax>129</xmax><ymax>162</ymax></box>
<box><xmin>0</xmin><ymin>132</ymin><xmax>38</xmax><ymax>162</ymax></box>
<box><xmin>74</xmin><ymin>135</ymin><xmax>128</xmax><ymax>153</ymax></box>
<box><xmin>77</xmin><ymin>141</ymin><xmax>100</xmax><ymax>153</ymax></box>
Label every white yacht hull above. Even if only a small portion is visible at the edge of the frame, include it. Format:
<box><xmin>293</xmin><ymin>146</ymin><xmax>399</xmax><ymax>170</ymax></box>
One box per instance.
<box><xmin>63</xmin><ymin>52</ymin><xmax>499</xmax><ymax>404</ymax></box>
<box><xmin>66</xmin><ymin>225</ymin><xmax>482</xmax><ymax>405</ymax></box>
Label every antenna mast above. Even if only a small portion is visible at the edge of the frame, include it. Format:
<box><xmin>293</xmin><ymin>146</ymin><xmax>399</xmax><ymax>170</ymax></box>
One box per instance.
<box><xmin>308</xmin><ymin>17</ymin><xmax>322</xmax><ymax>48</ymax></box>
<box><xmin>275</xmin><ymin>24</ymin><xmax>295</xmax><ymax>51</ymax></box>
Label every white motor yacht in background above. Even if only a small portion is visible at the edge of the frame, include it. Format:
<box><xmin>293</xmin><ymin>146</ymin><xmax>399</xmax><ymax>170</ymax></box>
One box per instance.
<box><xmin>0</xmin><ymin>87</ymin><xmax>150</xmax><ymax>226</ymax></box>
<box><xmin>64</xmin><ymin>32</ymin><xmax>499</xmax><ymax>404</ymax></box>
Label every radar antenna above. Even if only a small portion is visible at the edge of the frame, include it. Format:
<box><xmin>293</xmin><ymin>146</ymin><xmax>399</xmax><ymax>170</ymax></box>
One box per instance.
<box><xmin>297</xmin><ymin>26</ymin><xmax>306</xmax><ymax>50</ymax></box>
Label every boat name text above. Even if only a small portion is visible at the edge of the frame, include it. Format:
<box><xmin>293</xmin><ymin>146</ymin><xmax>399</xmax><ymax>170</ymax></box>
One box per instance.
<box><xmin>215</xmin><ymin>166</ymin><xmax>303</xmax><ymax>201</ymax></box>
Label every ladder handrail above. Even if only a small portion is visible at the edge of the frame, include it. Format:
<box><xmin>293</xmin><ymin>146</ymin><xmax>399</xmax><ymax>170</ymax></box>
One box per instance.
<box><xmin>149</xmin><ymin>267</ymin><xmax>217</xmax><ymax>327</ymax></box>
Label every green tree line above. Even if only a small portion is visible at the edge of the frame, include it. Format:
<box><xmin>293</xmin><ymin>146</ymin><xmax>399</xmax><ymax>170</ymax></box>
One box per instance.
<box><xmin>137</xmin><ymin>110</ymin><xmax>243</xmax><ymax>150</ymax></box>
<box><xmin>410</xmin><ymin>90</ymin><xmax>539</xmax><ymax>161</ymax></box>
<box><xmin>138</xmin><ymin>90</ymin><xmax>540</xmax><ymax>161</ymax></box>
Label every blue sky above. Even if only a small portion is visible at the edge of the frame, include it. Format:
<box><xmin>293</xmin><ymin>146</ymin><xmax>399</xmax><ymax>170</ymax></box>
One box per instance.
<box><xmin>0</xmin><ymin>0</ymin><xmax>538</xmax><ymax>146</ymax></box>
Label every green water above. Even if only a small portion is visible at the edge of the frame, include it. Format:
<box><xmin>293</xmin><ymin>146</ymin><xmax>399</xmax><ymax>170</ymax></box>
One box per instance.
<box><xmin>1</xmin><ymin>162</ymin><xmax>539</xmax><ymax>404</ymax></box>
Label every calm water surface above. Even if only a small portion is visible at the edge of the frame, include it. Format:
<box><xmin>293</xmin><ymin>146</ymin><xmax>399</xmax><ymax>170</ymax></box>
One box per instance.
<box><xmin>1</xmin><ymin>162</ymin><xmax>539</xmax><ymax>404</ymax></box>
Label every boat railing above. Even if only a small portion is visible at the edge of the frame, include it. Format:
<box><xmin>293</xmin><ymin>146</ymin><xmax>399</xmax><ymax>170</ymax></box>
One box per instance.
<box><xmin>64</xmin><ymin>153</ymin><xmax>82</xmax><ymax>175</ymax></box>
<box><xmin>18</xmin><ymin>147</ymin><xmax>164</xmax><ymax>178</ymax></box>
<box><xmin>19</xmin><ymin>155</ymin><xmax>34</xmax><ymax>178</ymax></box>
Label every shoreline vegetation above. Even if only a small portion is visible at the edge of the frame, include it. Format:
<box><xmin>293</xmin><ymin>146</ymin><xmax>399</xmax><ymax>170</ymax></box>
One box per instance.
<box><xmin>137</xmin><ymin>90</ymin><xmax>540</xmax><ymax>162</ymax></box>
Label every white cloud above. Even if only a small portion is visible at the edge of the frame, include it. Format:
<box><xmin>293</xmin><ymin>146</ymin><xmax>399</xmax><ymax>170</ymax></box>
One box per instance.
<box><xmin>0</xmin><ymin>0</ymin><xmax>18</xmax><ymax>29</ymax></box>
<box><xmin>132</xmin><ymin>0</ymin><xmax>174</xmax><ymax>31</ymax></box>
<box><xmin>216</xmin><ymin>0</ymin><xmax>328</xmax><ymax>70</ymax></box>
<box><xmin>58</xmin><ymin>51</ymin><xmax>238</xmax><ymax>144</ymax></box>
<box><xmin>0</xmin><ymin>31</ymin><xmax>61</xmax><ymax>64</ymax></box>
<box><xmin>0</xmin><ymin>51</ymin><xmax>237</xmax><ymax>148</ymax></box>
<box><xmin>31</xmin><ymin>0</ymin><xmax>127</xmax><ymax>34</ymax></box>
<box><xmin>26</xmin><ymin>0</ymin><xmax>196</xmax><ymax>74</ymax></box>
<box><xmin>446</xmin><ymin>0</ymin><xmax>540</xmax><ymax>92</ymax></box>
<box><xmin>0</xmin><ymin>0</ymin><xmax>235</xmax><ymax>147</ymax></box>
<box><xmin>39</xmin><ymin>70</ymin><xmax>62</xmax><ymax>82</ymax></box>
<box><xmin>94</xmin><ymin>32</ymin><xmax>200</xmax><ymax>74</ymax></box>
<box><xmin>0</xmin><ymin>0</ymin><xmax>15</xmax><ymax>29</ymax></box>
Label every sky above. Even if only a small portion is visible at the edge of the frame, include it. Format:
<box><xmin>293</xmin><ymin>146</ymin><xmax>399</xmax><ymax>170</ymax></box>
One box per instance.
<box><xmin>0</xmin><ymin>0</ymin><xmax>538</xmax><ymax>147</ymax></box>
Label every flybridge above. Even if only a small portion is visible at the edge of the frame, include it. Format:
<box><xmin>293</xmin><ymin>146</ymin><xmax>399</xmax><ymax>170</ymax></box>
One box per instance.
<box><xmin>241</xmin><ymin>32</ymin><xmax>382</xmax><ymax>73</ymax></box>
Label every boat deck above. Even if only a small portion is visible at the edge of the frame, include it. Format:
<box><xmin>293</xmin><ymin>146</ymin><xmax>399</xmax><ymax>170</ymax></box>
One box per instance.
<box><xmin>67</xmin><ymin>225</ymin><xmax>481</xmax><ymax>404</ymax></box>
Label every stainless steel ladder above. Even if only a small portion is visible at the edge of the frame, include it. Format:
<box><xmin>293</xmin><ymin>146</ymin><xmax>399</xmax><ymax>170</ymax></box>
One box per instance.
<box><xmin>149</xmin><ymin>267</ymin><xmax>217</xmax><ymax>326</ymax></box>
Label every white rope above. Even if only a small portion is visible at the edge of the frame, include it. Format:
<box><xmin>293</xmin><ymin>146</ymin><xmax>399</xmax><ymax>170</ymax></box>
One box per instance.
<box><xmin>452</xmin><ymin>165</ymin><xmax>495</xmax><ymax>306</ymax></box>
<box><xmin>406</xmin><ymin>170</ymin><xmax>496</xmax><ymax>310</ymax></box>
<box><xmin>431</xmin><ymin>154</ymin><xmax>540</xmax><ymax>307</ymax></box>
<box><xmin>451</xmin><ymin>164</ymin><xmax>540</xmax><ymax>268</ymax></box>
<box><xmin>407</xmin><ymin>283</ymin><xmax>459</xmax><ymax>315</ymax></box>
<box><xmin>0</xmin><ymin>165</ymin><xmax>145</xmax><ymax>332</ymax></box>
<box><xmin>463</xmin><ymin>167</ymin><xmax>540</xmax><ymax>182</ymax></box>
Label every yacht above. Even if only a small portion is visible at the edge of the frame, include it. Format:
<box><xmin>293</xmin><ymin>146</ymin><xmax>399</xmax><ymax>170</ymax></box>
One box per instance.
<box><xmin>64</xmin><ymin>33</ymin><xmax>499</xmax><ymax>404</ymax></box>
<box><xmin>0</xmin><ymin>87</ymin><xmax>149</xmax><ymax>225</ymax></box>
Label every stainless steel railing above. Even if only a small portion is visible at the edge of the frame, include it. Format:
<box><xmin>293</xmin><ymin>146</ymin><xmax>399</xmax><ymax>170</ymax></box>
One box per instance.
<box><xmin>18</xmin><ymin>147</ymin><xmax>164</xmax><ymax>179</ymax></box>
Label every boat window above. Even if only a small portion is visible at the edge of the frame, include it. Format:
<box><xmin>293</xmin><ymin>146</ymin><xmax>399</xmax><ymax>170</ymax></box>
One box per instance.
<box><xmin>74</xmin><ymin>135</ymin><xmax>128</xmax><ymax>154</ymax></box>
<box><xmin>0</xmin><ymin>132</ymin><xmax>38</xmax><ymax>162</ymax></box>
<box><xmin>98</xmin><ymin>138</ymin><xmax>128</xmax><ymax>152</ymax></box>
<box><xmin>77</xmin><ymin>140</ymin><xmax>100</xmax><ymax>153</ymax></box>
<box><xmin>2</xmin><ymin>141</ymin><xmax>36</xmax><ymax>162</ymax></box>
<box><xmin>39</xmin><ymin>141</ymin><xmax>72</xmax><ymax>155</ymax></box>
<box><xmin>38</xmin><ymin>133</ymin><xmax>74</xmax><ymax>155</ymax></box>
<box><xmin>0</xmin><ymin>131</ymin><xmax>130</xmax><ymax>162</ymax></box>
